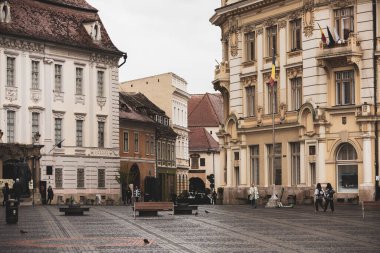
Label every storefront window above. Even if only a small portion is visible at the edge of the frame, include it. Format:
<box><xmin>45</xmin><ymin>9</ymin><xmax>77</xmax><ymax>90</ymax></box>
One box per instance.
<box><xmin>336</xmin><ymin>143</ymin><xmax>358</xmax><ymax>193</ymax></box>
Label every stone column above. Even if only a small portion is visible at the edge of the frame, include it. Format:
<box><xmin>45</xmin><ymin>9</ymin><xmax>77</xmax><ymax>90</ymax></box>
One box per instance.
<box><xmin>362</xmin><ymin>134</ymin><xmax>373</xmax><ymax>185</ymax></box>
<box><xmin>318</xmin><ymin>125</ymin><xmax>326</xmax><ymax>184</ymax></box>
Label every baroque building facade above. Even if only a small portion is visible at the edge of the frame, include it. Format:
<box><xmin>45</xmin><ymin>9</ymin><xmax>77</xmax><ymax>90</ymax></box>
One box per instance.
<box><xmin>211</xmin><ymin>0</ymin><xmax>379</xmax><ymax>204</ymax></box>
<box><xmin>0</xmin><ymin>0</ymin><xmax>124</xmax><ymax>204</ymax></box>
<box><xmin>120</xmin><ymin>72</ymin><xmax>191</xmax><ymax>196</ymax></box>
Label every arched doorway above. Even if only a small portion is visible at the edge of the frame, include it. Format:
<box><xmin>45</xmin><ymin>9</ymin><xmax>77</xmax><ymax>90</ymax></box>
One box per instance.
<box><xmin>130</xmin><ymin>163</ymin><xmax>140</xmax><ymax>188</ymax></box>
<box><xmin>3</xmin><ymin>159</ymin><xmax>31</xmax><ymax>197</ymax></box>
<box><xmin>336</xmin><ymin>143</ymin><xmax>358</xmax><ymax>193</ymax></box>
<box><xmin>189</xmin><ymin>177</ymin><xmax>205</xmax><ymax>193</ymax></box>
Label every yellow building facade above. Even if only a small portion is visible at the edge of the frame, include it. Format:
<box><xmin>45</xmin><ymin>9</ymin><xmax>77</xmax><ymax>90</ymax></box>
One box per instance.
<box><xmin>211</xmin><ymin>0</ymin><xmax>380</xmax><ymax>204</ymax></box>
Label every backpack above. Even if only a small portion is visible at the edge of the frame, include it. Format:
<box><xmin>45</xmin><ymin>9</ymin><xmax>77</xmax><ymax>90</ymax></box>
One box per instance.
<box><xmin>317</xmin><ymin>190</ymin><xmax>324</xmax><ymax>199</ymax></box>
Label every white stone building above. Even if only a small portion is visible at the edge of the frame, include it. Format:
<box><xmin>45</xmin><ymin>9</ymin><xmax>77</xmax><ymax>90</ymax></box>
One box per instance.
<box><xmin>0</xmin><ymin>0</ymin><xmax>125</xmax><ymax>204</ymax></box>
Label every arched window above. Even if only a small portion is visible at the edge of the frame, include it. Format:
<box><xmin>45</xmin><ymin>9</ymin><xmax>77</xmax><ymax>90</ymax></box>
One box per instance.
<box><xmin>336</xmin><ymin>143</ymin><xmax>358</xmax><ymax>193</ymax></box>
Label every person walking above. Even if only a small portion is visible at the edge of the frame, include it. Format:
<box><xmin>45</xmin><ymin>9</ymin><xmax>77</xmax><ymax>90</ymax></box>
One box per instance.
<box><xmin>248</xmin><ymin>183</ymin><xmax>259</xmax><ymax>208</ymax></box>
<box><xmin>126</xmin><ymin>187</ymin><xmax>132</xmax><ymax>205</ymax></box>
<box><xmin>314</xmin><ymin>183</ymin><xmax>324</xmax><ymax>212</ymax></box>
<box><xmin>2</xmin><ymin>182</ymin><xmax>10</xmax><ymax>206</ymax></box>
<box><xmin>12</xmin><ymin>178</ymin><xmax>22</xmax><ymax>203</ymax></box>
<box><xmin>134</xmin><ymin>186</ymin><xmax>141</xmax><ymax>203</ymax></box>
<box><xmin>324</xmin><ymin>183</ymin><xmax>335</xmax><ymax>213</ymax></box>
<box><xmin>47</xmin><ymin>186</ymin><xmax>54</xmax><ymax>205</ymax></box>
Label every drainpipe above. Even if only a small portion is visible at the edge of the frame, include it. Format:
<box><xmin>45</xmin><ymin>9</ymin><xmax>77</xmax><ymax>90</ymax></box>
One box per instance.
<box><xmin>118</xmin><ymin>52</ymin><xmax>128</xmax><ymax>68</ymax></box>
<box><xmin>373</xmin><ymin>0</ymin><xmax>379</xmax><ymax>200</ymax></box>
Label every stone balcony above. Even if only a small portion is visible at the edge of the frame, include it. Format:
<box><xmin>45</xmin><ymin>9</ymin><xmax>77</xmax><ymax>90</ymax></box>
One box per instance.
<box><xmin>316</xmin><ymin>33</ymin><xmax>362</xmax><ymax>70</ymax></box>
<box><xmin>212</xmin><ymin>61</ymin><xmax>230</xmax><ymax>92</ymax></box>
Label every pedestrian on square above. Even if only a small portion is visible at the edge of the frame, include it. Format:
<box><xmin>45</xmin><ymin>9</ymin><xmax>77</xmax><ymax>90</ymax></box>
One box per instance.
<box><xmin>212</xmin><ymin>190</ymin><xmax>217</xmax><ymax>205</ymax></box>
<box><xmin>314</xmin><ymin>183</ymin><xmax>324</xmax><ymax>212</ymax></box>
<box><xmin>134</xmin><ymin>186</ymin><xmax>141</xmax><ymax>203</ymax></box>
<box><xmin>248</xmin><ymin>183</ymin><xmax>259</xmax><ymax>208</ymax></box>
<box><xmin>126</xmin><ymin>187</ymin><xmax>132</xmax><ymax>205</ymax></box>
<box><xmin>324</xmin><ymin>183</ymin><xmax>335</xmax><ymax>213</ymax></box>
<box><xmin>47</xmin><ymin>185</ymin><xmax>54</xmax><ymax>205</ymax></box>
<box><xmin>2</xmin><ymin>182</ymin><xmax>10</xmax><ymax>206</ymax></box>
<box><xmin>12</xmin><ymin>178</ymin><xmax>22</xmax><ymax>203</ymax></box>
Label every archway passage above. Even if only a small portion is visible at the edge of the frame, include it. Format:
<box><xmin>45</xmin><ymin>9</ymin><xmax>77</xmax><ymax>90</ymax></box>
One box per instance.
<box><xmin>189</xmin><ymin>177</ymin><xmax>205</xmax><ymax>193</ymax></box>
<box><xmin>3</xmin><ymin>160</ymin><xmax>32</xmax><ymax>197</ymax></box>
<box><xmin>336</xmin><ymin>143</ymin><xmax>358</xmax><ymax>193</ymax></box>
<box><xmin>130</xmin><ymin>163</ymin><xmax>140</xmax><ymax>188</ymax></box>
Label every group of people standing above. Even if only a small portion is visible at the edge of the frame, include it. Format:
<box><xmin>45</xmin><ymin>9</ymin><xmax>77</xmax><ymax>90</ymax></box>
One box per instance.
<box><xmin>314</xmin><ymin>183</ymin><xmax>335</xmax><ymax>212</ymax></box>
<box><xmin>2</xmin><ymin>179</ymin><xmax>22</xmax><ymax>205</ymax></box>
<box><xmin>123</xmin><ymin>185</ymin><xmax>141</xmax><ymax>205</ymax></box>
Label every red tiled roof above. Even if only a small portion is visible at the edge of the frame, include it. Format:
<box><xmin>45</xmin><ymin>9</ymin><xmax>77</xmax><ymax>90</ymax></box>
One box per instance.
<box><xmin>189</xmin><ymin>127</ymin><xmax>219</xmax><ymax>151</ymax></box>
<box><xmin>188</xmin><ymin>93</ymin><xmax>224</xmax><ymax>127</ymax></box>
<box><xmin>0</xmin><ymin>0</ymin><xmax>121</xmax><ymax>54</ymax></box>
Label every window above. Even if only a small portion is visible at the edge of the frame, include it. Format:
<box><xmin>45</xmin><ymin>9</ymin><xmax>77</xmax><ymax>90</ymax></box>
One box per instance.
<box><xmin>146</xmin><ymin>135</ymin><xmax>150</xmax><ymax>155</ymax></box>
<box><xmin>250</xmin><ymin>145</ymin><xmax>259</xmax><ymax>185</ymax></box>
<box><xmin>245</xmin><ymin>31</ymin><xmax>255</xmax><ymax>61</ymax></box>
<box><xmin>123</xmin><ymin>132</ymin><xmax>129</xmax><ymax>152</ymax></box>
<box><xmin>167</xmin><ymin>143</ymin><xmax>170</xmax><ymax>162</ymax></box>
<box><xmin>266</xmin><ymin>26</ymin><xmax>277</xmax><ymax>57</ymax></box>
<box><xmin>291</xmin><ymin>77</ymin><xmax>302</xmax><ymax>110</ymax></box>
<box><xmin>32</xmin><ymin>112</ymin><xmax>39</xmax><ymax>140</ymax></box>
<box><xmin>98</xmin><ymin>169</ymin><xmax>105</xmax><ymax>188</ymax></box>
<box><xmin>134</xmin><ymin>132</ymin><xmax>139</xmax><ymax>152</ymax></box>
<box><xmin>55</xmin><ymin>118</ymin><xmax>62</xmax><ymax>145</ymax></box>
<box><xmin>7</xmin><ymin>111</ymin><xmax>15</xmax><ymax>143</ymax></box>
<box><xmin>32</xmin><ymin>61</ymin><xmax>39</xmax><ymax>89</ymax></box>
<box><xmin>291</xmin><ymin>142</ymin><xmax>300</xmax><ymax>186</ymax></box>
<box><xmin>55</xmin><ymin>168</ymin><xmax>63</xmax><ymax>188</ymax></box>
<box><xmin>336</xmin><ymin>143</ymin><xmax>358</xmax><ymax>193</ymax></box>
<box><xmin>336</xmin><ymin>70</ymin><xmax>354</xmax><ymax>105</ymax></box>
<box><xmin>200</xmin><ymin>158</ymin><xmax>206</xmax><ymax>167</ymax></box>
<box><xmin>7</xmin><ymin>57</ymin><xmax>15</xmax><ymax>87</ymax></box>
<box><xmin>54</xmin><ymin>64</ymin><xmax>62</xmax><ymax>92</ymax></box>
<box><xmin>76</xmin><ymin>68</ymin><xmax>83</xmax><ymax>95</ymax></box>
<box><xmin>171</xmin><ymin>143</ymin><xmax>175</xmax><ymax>164</ymax></box>
<box><xmin>191</xmin><ymin>154</ymin><xmax>199</xmax><ymax>169</ymax></box>
<box><xmin>334</xmin><ymin>7</ymin><xmax>354</xmax><ymax>41</ymax></box>
<box><xmin>150</xmin><ymin>136</ymin><xmax>155</xmax><ymax>155</ymax></box>
<box><xmin>98</xmin><ymin>122</ymin><xmax>105</xmax><ymax>147</ymax></box>
<box><xmin>158</xmin><ymin>141</ymin><xmax>161</xmax><ymax>162</ymax></box>
<box><xmin>77</xmin><ymin>168</ymin><xmax>84</xmax><ymax>188</ymax></box>
<box><xmin>246</xmin><ymin>86</ymin><xmax>256</xmax><ymax>117</ymax></box>
<box><xmin>309</xmin><ymin>145</ymin><xmax>316</xmax><ymax>155</ymax></box>
<box><xmin>76</xmin><ymin>120</ymin><xmax>83</xmax><ymax>147</ymax></box>
<box><xmin>268</xmin><ymin>83</ymin><xmax>278</xmax><ymax>114</ymax></box>
<box><xmin>97</xmin><ymin>71</ymin><xmax>104</xmax><ymax>97</ymax></box>
<box><xmin>267</xmin><ymin>143</ymin><xmax>282</xmax><ymax>185</ymax></box>
<box><xmin>310</xmin><ymin>163</ymin><xmax>316</xmax><ymax>185</ymax></box>
<box><xmin>290</xmin><ymin>19</ymin><xmax>302</xmax><ymax>50</ymax></box>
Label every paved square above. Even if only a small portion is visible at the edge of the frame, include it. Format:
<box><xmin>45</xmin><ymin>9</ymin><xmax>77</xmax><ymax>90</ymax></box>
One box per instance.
<box><xmin>0</xmin><ymin>204</ymin><xmax>379</xmax><ymax>252</ymax></box>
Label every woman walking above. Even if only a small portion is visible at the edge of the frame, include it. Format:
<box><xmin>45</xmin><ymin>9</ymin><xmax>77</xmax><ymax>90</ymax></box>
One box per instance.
<box><xmin>314</xmin><ymin>183</ymin><xmax>324</xmax><ymax>212</ymax></box>
<box><xmin>248</xmin><ymin>184</ymin><xmax>259</xmax><ymax>208</ymax></box>
<box><xmin>324</xmin><ymin>183</ymin><xmax>335</xmax><ymax>213</ymax></box>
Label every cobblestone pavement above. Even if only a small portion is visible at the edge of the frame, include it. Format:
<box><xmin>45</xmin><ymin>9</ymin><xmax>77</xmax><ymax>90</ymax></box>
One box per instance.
<box><xmin>0</xmin><ymin>204</ymin><xmax>379</xmax><ymax>252</ymax></box>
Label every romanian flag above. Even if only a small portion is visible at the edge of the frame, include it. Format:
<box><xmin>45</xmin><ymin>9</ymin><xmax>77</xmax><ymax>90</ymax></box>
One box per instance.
<box><xmin>318</xmin><ymin>23</ymin><xmax>327</xmax><ymax>44</ymax></box>
<box><xmin>268</xmin><ymin>48</ymin><xmax>276</xmax><ymax>86</ymax></box>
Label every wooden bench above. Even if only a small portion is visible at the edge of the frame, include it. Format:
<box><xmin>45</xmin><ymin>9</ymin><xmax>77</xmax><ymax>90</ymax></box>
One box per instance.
<box><xmin>134</xmin><ymin>202</ymin><xmax>174</xmax><ymax>219</ymax></box>
<box><xmin>174</xmin><ymin>204</ymin><xmax>198</xmax><ymax>215</ymax></box>
<box><xmin>362</xmin><ymin>201</ymin><xmax>380</xmax><ymax>219</ymax></box>
<box><xmin>59</xmin><ymin>206</ymin><xmax>90</xmax><ymax>216</ymax></box>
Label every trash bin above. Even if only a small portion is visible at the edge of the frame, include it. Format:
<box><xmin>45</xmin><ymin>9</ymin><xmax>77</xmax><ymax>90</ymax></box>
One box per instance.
<box><xmin>6</xmin><ymin>199</ymin><xmax>19</xmax><ymax>224</ymax></box>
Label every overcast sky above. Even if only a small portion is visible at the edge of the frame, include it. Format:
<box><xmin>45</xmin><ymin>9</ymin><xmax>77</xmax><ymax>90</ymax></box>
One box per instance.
<box><xmin>87</xmin><ymin>0</ymin><xmax>222</xmax><ymax>94</ymax></box>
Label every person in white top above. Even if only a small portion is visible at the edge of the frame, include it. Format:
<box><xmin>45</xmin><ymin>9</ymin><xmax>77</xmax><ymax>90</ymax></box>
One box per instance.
<box><xmin>248</xmin><ymin>184</ymin><xmax>259</xmax><ymax>208</ymax></box>
<box><xmin>314</xmin><ymin>183</ymin><xmax>324</xmax><ymax>212</ymax></box>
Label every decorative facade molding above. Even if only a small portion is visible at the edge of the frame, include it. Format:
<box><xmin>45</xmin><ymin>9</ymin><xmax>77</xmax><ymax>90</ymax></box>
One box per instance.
<box><xmin>89</xmin><ymin>53</ymin><xmax>119</xmax><ymax>67</ymax></box>
<box><xmin>0</xmin><ymin>36</ymin><xmax>44</xmax><ymax>53</ymax></box>
<box><xmin>256</xmin><ymin>28</ymin><xmax>263</xmax><ymax>35</ymax></box>
<box><xmin>263</xmin><ymin>19</ymin><xmax>276</xmax><ymax>27</ymax></box>
<box><xmin>286</xmin><ymin>66</ymin><xmax>303</xmax><ymax>78</ymax></box>
<box><xmin>52</xmin><ymin>110</ymin><xmax>65</xmax><ymax>118</ymax></box>
<box><xmin>228</xmin><ymin>17</ymin><xmax>239</xmax><ymax>57</ymax></box>
<box><xmin>53</xmin><ymin>91</ymin><xmax>64</xmax><ymax>102</ymax></box>
<box><xmin>28</xmin><ymin>106</ymin><xmax>45</xmax><ymax>113</ymax></box>
<box><xmin>97</xmin><ymin>96</ymin><xmax>107</xmax><ymax>109</ymax></box>
<box><xmin>243</xmin><ymin>24</ymin><xmax>256</xmax><ymax>33</ymax></box>
<box><xmin>288</xmin><ymin>9</ymin><xmax>303</xmax><ymax>21</ymax></box>
<box><xmin>303</xmin><ymin>0</ymin><xmax>314</xmax><ymax>38</ymax></box>
<box><xmin>74</xmin><ymin>113</ymin><xmax>86</xmax><ymax>120</ymax></box>
<box><xmin>30</xmin><ymin>89</ymin><xmax>41</xmax><ymax>103</ymax></box>
<box><xmin>5</xmin><ymin>86</ymin><xmax>17</xmax><ymax>102</ymax></box>
<box><xmin>278</xmin><ymin>20</ymin><xmax>287</xmax><ymax>29</ymax></box>
<box><xmin>241</xmin><ymin>75</ymin><xmax>257</xmax><ymax>87</ymax></box>
<box><xmin>75</xmin><ymin>94</ymin><xmax>85</xmax><ymax>105</ymax></box>
<box><xmin>3</xmin><ymin>104</ymin><xmax>21</xmax><ymax>110</ymax></box>
<box><xmin>329</xmin><ymin>0</ymin><xmax>354</xmax><ymax>8</ymax></box>
<box><xmin>97</xmin><ymin>114</ymin><xmax>107</xmax><ymax>122</ymax></box>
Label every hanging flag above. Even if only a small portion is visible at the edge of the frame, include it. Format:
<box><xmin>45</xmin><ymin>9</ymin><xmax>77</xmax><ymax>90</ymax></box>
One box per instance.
<box><xmin>317</xmin><ymin>23</ymin><xmax>327</xmax><ymax>44</ymax></box>
<box><xmin>326</xmin><ymin>26</ymin><xmax>335</xmax><ymax>48</ymax></box>
<box><xmin>334</xmin><ymin>26</ymin><xmax>341</xmax><ymax>44</ymax></box>
<box><xmin>268</xmin><ymin>48</ymin><xmax>276</xmax><ymax>87</ymax></box>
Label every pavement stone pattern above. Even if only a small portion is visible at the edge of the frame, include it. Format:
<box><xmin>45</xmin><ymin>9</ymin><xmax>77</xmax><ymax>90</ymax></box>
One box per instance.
<box><xmin>0</xmin><ymin>204</ymin><xmax>379</xmax><ymax>252</ymax></box>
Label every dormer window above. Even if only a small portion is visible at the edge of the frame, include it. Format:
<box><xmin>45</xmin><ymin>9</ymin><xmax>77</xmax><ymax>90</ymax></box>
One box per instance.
<box><xmin>0</xmin><ymin>1</ymin><xmax>11</xmax><ymax>23</ymax></box>
<box><xmin>83</xmin><ymin>21</ymin><xmax>102</xmax><ymax>41</ymax></box>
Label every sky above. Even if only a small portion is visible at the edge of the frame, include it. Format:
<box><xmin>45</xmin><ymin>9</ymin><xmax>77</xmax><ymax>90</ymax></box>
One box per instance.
<box><xmin>87</xmin><ymin>0</ymin><xmax>222</xmax><ymax>94</ymax></box>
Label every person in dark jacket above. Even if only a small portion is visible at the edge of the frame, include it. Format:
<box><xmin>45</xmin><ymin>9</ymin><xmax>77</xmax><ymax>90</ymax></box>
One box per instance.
<box><xmin>2</xmin><ymin>182</ymin><xmax>10</xmax><ymax>206</ymax></box>
<box><xmin>12</xmin><ymin>178</ymin><xmax>22</xmax><ymax>203</ymax></box>
<box><xmin>324</xmin><ymin>183</ymin><xmax>335</xmax><ymax>213</ymax></box>
<box><xmin>314</xmin><ymin>183</ymin><xmax>324</xmax><ymax>212</ymax></box>
<box><xmin>47</xmin><ymin>186</ymin><xmax>54</xmax><ymax>205</ymax></box>
<box><xmin>126</xmin><ymin>187</ymin><xmax>132</xmax><ymax>205</ymax></box>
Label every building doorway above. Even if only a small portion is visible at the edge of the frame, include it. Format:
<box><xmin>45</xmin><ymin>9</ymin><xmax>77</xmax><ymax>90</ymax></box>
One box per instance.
<box><xmin>336</xmin><ymin>143</ymin><xmax>358</xmax><ymax>193</ymax></box>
